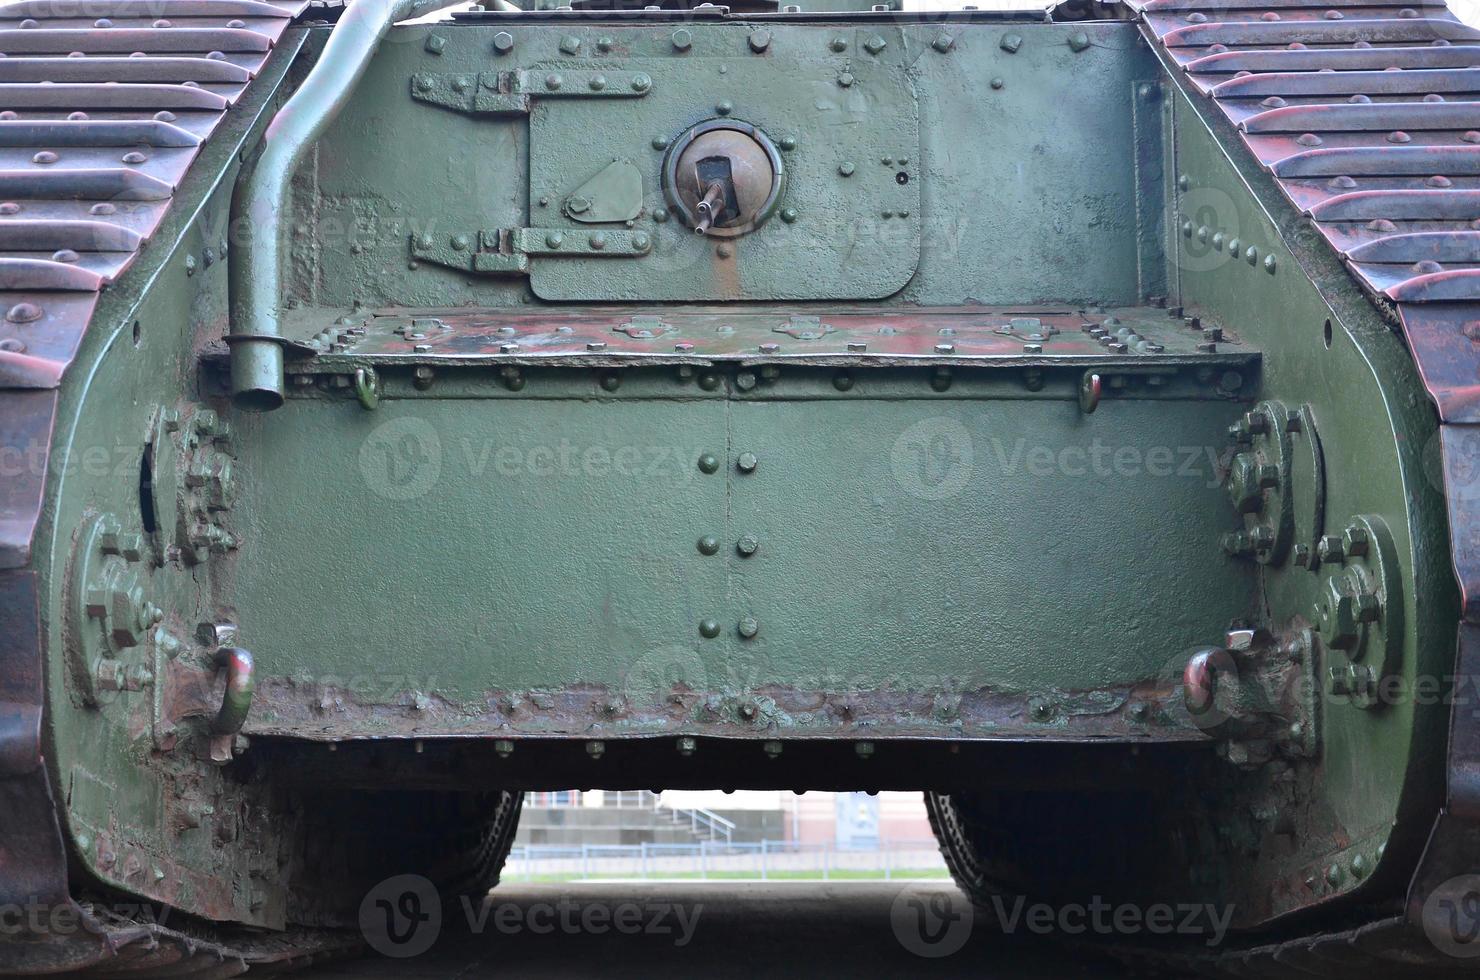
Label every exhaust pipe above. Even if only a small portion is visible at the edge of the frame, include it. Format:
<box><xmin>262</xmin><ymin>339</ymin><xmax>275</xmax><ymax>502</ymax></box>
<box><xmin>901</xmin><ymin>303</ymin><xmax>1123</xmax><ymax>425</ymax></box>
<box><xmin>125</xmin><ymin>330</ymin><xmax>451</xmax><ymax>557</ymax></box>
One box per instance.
<box><xmin>227</xmin><ymin>0</ymin><xmax>467</xmax><ymax>411</ymax></box>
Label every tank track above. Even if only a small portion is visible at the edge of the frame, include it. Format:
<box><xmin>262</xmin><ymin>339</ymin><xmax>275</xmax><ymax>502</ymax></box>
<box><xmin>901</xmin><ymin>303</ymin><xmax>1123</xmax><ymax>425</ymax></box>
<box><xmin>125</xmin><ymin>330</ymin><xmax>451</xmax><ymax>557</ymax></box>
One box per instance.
<box><xmin>9</xmin><ymin>790</ymin><xmax>525</xmax><ymax>977</ymax></box>
<box><xmin>926</xmin><ymin>793</ymin><xmax>1470</xmax><ymax>977</ymax></box>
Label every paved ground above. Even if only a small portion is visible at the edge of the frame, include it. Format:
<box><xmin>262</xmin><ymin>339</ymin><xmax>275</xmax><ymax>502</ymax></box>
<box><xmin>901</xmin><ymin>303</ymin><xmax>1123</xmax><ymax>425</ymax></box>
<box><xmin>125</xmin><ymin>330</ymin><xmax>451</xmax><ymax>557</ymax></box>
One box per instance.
<box><xmin>300</xmin><ymin>880</ymin><xmax>1138</xmax><ymax>978</ymax></box>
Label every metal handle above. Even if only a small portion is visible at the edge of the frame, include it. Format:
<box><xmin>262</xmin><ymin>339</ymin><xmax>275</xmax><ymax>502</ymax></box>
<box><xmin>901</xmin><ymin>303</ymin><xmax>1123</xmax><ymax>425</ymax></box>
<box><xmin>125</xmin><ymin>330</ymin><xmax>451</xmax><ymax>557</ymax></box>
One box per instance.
<box><xmin>1182</xmin><ymin>647</ymin><xmax>1235</xmax><ymax>716</ymax></box>
<box><xmin>211</xmin><ymin>647</ymin><xmax>255</xmax><ymax>736</ymax></box>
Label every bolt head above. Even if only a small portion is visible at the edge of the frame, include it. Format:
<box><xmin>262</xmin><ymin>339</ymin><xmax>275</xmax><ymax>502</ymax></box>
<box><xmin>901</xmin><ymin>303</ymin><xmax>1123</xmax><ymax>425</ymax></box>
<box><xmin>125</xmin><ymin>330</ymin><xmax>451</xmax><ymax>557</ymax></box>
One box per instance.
<box><xmin>1316</xmin><ymin>535</ymin><xmax>1345</xmax><ymax>564</ymax></box>
<box><xmin>738</xmin><ymin>617</ymin><xmax>759</xmax><ymax>639</ymax></box>
<box><xmin>864</xmin><ymin>35</ymin><xmax>886</xmax><ymax>54</ymax></box>
<box><xmin>493</xmin><ymin>31</ymin><xmax>514</xmax><ymax>52</ymax></box>
<box><xmin>1342</xmin><ymin>524</ymin><xmax>1370</xmax><ymax>558</ymax></box>
<box><xmin>1226</xmin><ymin>454</ymin><xmax>1266</xmax><ymax>514</ymax></box>
<box><xmin>737</xmin><ymin>535</ymin><xmax>759</xmax><ymax>556</ymax></box>
<box><xmin>671</xmin><ymin>28</ymin><xmax>692</xmax><ymax>50</ymax></box>
<box><xmin>737</xmin><ymin>451</ymin><xmax>758</xmax><ymax>473</ymax></box>
<box><xmin>1354</xmin><ymin>590</ymin><xmax>1381</xmax><ymax>624</ymax></box>
<box><xmin>748</xmin><ymin>29</ymin><xmax>771</xmax><ymax>51</ymax></box>
<box><xmin>1319</xmin><ymin>577</ymin><xmax>1361</xmax><ymax>650</ymax></box>
<box><xmin>932</xmin><ymin>33</ymin><xmax>954</xmax><ymax>53</ymax></box>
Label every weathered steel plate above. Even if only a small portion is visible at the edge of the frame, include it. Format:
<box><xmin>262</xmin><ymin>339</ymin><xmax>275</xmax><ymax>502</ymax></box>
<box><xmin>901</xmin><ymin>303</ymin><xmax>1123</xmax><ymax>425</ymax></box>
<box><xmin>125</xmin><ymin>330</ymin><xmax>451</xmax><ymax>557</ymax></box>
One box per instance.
<box><xmin>290</xmin><ymin>305</ymin><xmax>1259</xmax><ymax>369</ymax></box>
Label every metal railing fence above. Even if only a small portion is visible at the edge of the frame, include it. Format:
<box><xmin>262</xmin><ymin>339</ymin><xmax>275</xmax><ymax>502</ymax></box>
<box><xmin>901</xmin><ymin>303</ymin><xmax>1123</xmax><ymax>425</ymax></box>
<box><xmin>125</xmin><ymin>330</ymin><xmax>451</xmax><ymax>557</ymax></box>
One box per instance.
<box><xmin>504</xmin><ymin>839</ymin><xmax>946</xmax><ymax>881</ymax></box>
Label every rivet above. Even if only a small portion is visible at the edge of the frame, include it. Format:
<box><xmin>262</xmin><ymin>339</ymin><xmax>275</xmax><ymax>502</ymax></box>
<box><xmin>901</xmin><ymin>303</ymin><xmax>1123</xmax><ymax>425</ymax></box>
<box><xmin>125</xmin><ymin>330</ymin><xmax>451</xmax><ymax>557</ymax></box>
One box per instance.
<box><xmin>545</xmin><ymin>73</ymin><xmax>562</xmax><ymax>90</ymax></box>
<box><xmin>759</xmin><ymin>342</ymin><xmax>780</xmax><ymax>354</ymax></box>
<box><xmin>600</xmin><ymin>372</ymin><xmax>621</xmax><ymax>391</ymax></box>
<box><xmin>830</xmin><ymin>36</ymin><xmax>848</xmax><ymax>52</ymax></box>
<box><xmin>33</xmin><ymin>151</ymin><xmax>58</xmax><ymax>165</ymax></box>
<box><xmin>587</xmin><ymin>341</ymin><xmax>607</xmax><ymax>351</ymax></box>
<box><xmin>678</xmin><ymin>736</ymin><xmax>696</xmax><ymax>756</ymax></box>
<box><xmin>990</xmin><ymin>77</ymin><xmax>1004</xmax><ymax>89</ymax></box>
<box><xmin>596</xmin><ymin>35</ymin><xmax>614</xmax><ymax>51</ymax></box>
<box><xmin>587</xmin><ymin>740</ymin><xmax>605</xmax><ymax>758</ymax></box>
<box><xmin>631</xmin><ymin>73</ymin><xmax>651</xmax><ymax>92</ymax></box>
<box><xmin>672</xmin><ymin>28</ymin><xmax>692</xmax><ymax>50</ymax></box>
<box><xmin>589</xmin><ymin>232</ymin><xmax>607</xmax><ymax>250</ymax></box>
<box><xmin>1264</xmin><ymin>254</ymin><xmax>1277</xmax><ymax>274</ymax></box>
<box><xmin>780</xmin><ymin>207</ymin><xmax>798</xmax><ymax>223</ymax></box>
<box><xmin>1245</xmin><ymin>245</ymin><xmax>1258</xmax><ymax>264</ymax></box>
<box><xmin>735</xmin><ymin>370</ymin><xmax>757</xmax><ymax>390</ymax></box>
<box><xmin>546</xmin><ymin>231</ymin><xmax>564</xmax><ymax>248</ymax></box>
<box><xmin>699</xmin><ymin>619</ymin><xmax>720</xmax><ymax>638</ymax></box>
<box><xmin>698</xmin><ymin>372</ymin><xmax>720</xmax><ymax>391</ymax></box>
<box><xmin>589</xmin><ymin>74</ymin><xmax>607</xmax><ymax>91</ymax></box>
<box><xmin>833</xmin><ymin>372</ymin><xmax>854</xmax><ymax>391</ymax></box>
<box><xmin>716</xmin><ymin>243</ymin><xmax>733</xmax><ymax>258</ymax></box>
<box><xmin>839</xmin><ymin>161</ymin><xmax>856</xmax><ymax>177</ymax></box>
<box><xmin>698</xmin><ymin>536</ymin><xmax>720</xmax><ymax>555</ymax></box>
<box><xmin>493</xmin><ymin>31</ymin><xmax>515</xmax><ymax>53</ymax></box>
<box><xmin>698</xmin><ymin>453</ymin><xmax>720</xmax><ymax>474</ymax></box>
<box><xmin>1068</xmin><ymin>32</ymin><xmax>1091</xmax><ymax>52</ymax></box>
<box><xmin>779</xmin><ymin>136</ymin><xmax>797</xmax><ymax>151</ymax></box>
<box><xmin>716</xmin><ymin>100</ymin><xmax>733</xmax><ymax>115</ymax></box>
<box><xmin>6</xmin><ymin>302</ymin><xmax>42</xmax><ymax>324</ymax></box>
<box><xmin>934</xmin><ymin>342</ymin><xmax>955</xmax><ymax>354</ymax></box>
<box><xmin>632</xmin><ymin>231</ymin><xmax>651</xmax><ymax>250</ymax></box>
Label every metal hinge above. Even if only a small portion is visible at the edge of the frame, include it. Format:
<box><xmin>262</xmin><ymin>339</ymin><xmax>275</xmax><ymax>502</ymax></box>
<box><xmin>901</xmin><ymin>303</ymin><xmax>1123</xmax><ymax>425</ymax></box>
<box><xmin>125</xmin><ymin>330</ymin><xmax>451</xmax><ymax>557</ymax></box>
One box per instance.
<box><xmin>410</xmin><ymin>70</ymin><xmax>653</xmax><ymax>115</ymax></box>
<box><xmin>410</xmin><ymin>227</ymin><xmax>653</xmax><ymax>276</ymax></box>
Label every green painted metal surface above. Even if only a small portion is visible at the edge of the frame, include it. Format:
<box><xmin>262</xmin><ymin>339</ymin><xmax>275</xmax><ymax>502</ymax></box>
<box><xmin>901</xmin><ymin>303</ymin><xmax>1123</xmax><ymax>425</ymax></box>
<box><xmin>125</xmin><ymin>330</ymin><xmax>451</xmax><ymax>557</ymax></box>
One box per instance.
<box><xmin>3</xmin><ymin>3</ymin><xmax>1469</xmax><ymax>954</ymax></box>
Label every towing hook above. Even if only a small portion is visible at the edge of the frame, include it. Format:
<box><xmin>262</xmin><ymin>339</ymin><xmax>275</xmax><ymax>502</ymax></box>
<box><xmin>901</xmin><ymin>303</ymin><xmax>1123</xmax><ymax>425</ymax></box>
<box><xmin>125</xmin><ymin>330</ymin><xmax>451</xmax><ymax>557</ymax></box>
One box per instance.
<box><xmin>211</xmin><ymin>647</ymin><xmax>255</xmax><ymax>736</ymax></box>
<box><xmin>1183</xmin><ymin>646</ymin><xmax>1235</xmax><ymax>716</ymax></box>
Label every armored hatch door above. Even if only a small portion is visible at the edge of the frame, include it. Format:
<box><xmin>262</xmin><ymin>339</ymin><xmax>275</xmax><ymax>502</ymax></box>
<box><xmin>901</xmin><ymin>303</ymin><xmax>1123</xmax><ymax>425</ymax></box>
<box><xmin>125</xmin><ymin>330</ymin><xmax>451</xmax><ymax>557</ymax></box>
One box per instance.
<box><xmin>526</xmin><ymin>38</ymin><xmax>921</xmax><ymax>301</ymax></box>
